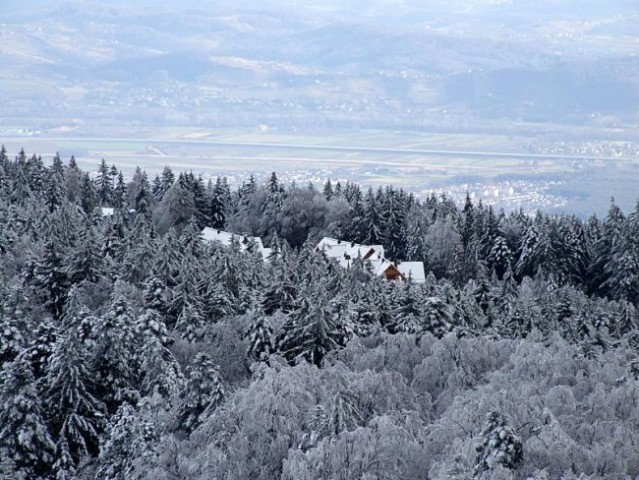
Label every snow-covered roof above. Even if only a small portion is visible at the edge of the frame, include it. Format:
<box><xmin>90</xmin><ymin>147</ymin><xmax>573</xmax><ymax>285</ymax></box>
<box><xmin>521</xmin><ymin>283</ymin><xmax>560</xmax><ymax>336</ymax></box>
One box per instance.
<box><xmin>315</xmin><ymin>236</ymin><xmax>424</xmax><ymax>283</ymax></box>
<box><xmin>370</xmin><ymin>258</ymin><xmax>396</xmax><ymax>277</ymax></box>
<box><xmin>201</xmin><ymin>228</ymin><xmax>272</xmax><ymax>260</ymax></box>
<box><xmin>316</xmin><ymin>237</ymin><xmax>385</xmax><ymax>262</ymax></box>
<box><xmin>397</xmin><ymin>262</ymin><xmax>426</xmax><ymax>283</ymax></box>
<box><xmin>101</xmin><ymin>207</ymin><xmax>136</xmax><ymax>217</ymax></box>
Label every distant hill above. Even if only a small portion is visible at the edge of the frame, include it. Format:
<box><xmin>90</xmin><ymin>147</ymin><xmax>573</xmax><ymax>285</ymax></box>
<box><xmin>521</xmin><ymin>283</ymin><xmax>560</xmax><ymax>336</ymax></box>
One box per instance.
<box><xmin>2</xmin><ymin>0</ymin><xmax>638</xmax><ymax>136</ymax></box>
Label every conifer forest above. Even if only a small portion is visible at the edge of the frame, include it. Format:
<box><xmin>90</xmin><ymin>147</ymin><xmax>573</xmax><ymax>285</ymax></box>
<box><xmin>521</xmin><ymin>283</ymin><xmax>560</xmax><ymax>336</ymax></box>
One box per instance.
<box><xmin>2</xmin><ymin>147</ymin><xmax>639</xmax><ymax>479</ymax></box>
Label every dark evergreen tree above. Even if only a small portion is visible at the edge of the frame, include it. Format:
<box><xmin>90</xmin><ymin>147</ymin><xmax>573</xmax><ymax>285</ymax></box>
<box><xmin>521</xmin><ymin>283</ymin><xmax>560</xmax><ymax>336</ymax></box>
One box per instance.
<box><xmin>32</xmin><ymin>238</ymin><xmax>70</xmax><ymax>320</ymax></box>
<box><xmin>95</xmin><ymin>403</ymin><xmax>157</xmax><ymax>480</ymax></box>
<box><xmin>180</xmin><ymin>353</ymin><xmax>225</xmax><ymax>432</ymax></box>
<box><xmin>133</xmin><ymin>170</ymin><xmax>153</xmax><ymax>219</ymax></box>
<box><xmin>26</xmin><ymin>154</ymin><xmax>46</xmax><ymax>196</ymax></box>
<box><xmin>474</xmin><ymin>411</ymin><xmax>523</xmax><ymax>476</ymax></box>
<box><xmin>0</xmin><ymin>357</ymin><xmax>56</xmax><ymax>479</ymax></box>
<box><xmin>419</xmin><ymin>295</ymin><xmax>453</xmax><ymax>339</ymax></box>
<box><xmin>95</xmin><ymin>159</ymin><xmax>113</xmax><ymax>206</ymax></box>
<box><xmin>388</xmin><ymin>282</ymin><xmax>422</xmax><ymax>334</ymax></box>
<box><xmin>80</xmin><ymin>173</ymin><xmax>99</xmax><ymax>215</ymax></box>
<box><xmin>112</xmin><ymin>171</ymin><xmax>128</xmax><ymax>211</ymax></box>
<box><xmin>45</xmin><ymin>323</ymin><xmax>106</xmax><ymax>468</ymax></box>
<box><xmin>382</xmin><ymin>186</ymin><xmax>407</xmax><ymax>261</ymax></box>
<box><xmin>276</xmin><ymin>288</ymin><xmax>351</xmax><ymax>366</ymax></box>
<box><xmin>361</xmin><ymin>188</ymin><xmax>385</xmax><ymax>245</ymax></box>
<box><xmin>245</xmin><ymin>313</ymin><xmax>274</xmax><ymax>362</ymax></box>
<box><xmin>209</xmin><ymin>176</ymin><xmax>229</xmax><ymax>230</ymax></box>
<box><xmin>10</xmin><ymin>164</ymin><xmax>32</xmax><ymax>206</ymax></box>
<box><xmin>92</xmin><ymin>288</ymin><xmax>141</xmax><ymax>414</ymax></box>
<box><xmin>44</xmin><ymin>154</ymin><xmax>68</xmax><ymax>213</ymax></box>
<box><xmin>0</xmin><ymin>315</ymin><xmax>25</xmax><ymax>372</ymax></box>
<box><xmin>322</xmin><ymin>178</ymin><xmax>334</xmax><ymax>200</ymax></box>
<box><xmin>68</xmin><ymin>224</ymin><xmax>103</xmax><ymax>284</ymax></box>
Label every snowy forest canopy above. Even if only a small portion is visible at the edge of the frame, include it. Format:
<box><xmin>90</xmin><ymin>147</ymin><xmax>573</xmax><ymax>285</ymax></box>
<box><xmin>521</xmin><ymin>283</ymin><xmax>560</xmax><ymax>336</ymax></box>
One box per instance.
<box><xmin>1</xmin><ymin>147</ymin><xmax>639</xmax><ymax>479</ymax></box>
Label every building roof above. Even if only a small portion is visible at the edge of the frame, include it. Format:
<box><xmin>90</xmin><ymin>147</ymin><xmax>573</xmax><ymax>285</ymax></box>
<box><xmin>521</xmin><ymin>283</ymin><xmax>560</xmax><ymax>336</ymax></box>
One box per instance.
<box><xmin>316</xmin><ymin>237</ymin><xmax>385</xmax><ymax>262</ymax></box>
<box><xmin>315</xmin><ymin>236</ymin><xmax>425</xmax><ymax>283</ymax></box>
<box><xmin>397</xmin><ymin>262</ymin><xmax>426</xmax><ymax>283</ymax></box>
<box><xmin>201</xmin><ymin>227</ymin><xmax>272</xmax><ymax>259</ymax></box>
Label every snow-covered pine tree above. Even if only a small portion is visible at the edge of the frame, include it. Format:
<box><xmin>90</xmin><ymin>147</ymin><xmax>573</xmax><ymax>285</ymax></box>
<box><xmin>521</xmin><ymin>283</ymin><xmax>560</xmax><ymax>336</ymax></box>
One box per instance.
<box><xmin>474</xmin><ymin>411</ymin><xmax>523</xmax><ymax>477</ymax></box>
<box><xmin>44</xmin><ymin>154</ymin><xmax>68</xmax><ymax>213</ymax></box>
<box><xmin>488</xmin><ymin>235</ymin><xmax>513</xmax><ymax>280</ymax></box>
<box><xmin>92</xmin><ymin>287</ymin><xmax>141</xmax><ymax>414</ymax></box>
<box><xmin>152</xmin><ymin>228</ymin><xmax>182</xmax><ymax>291</ymax></box>
<box><xmin>45</xmin><ymin>322</ymin><xmax>106</xmax><ymax>468</ymax></box>
<box><xmin>611</xmin><ymin>300</ymin><xmax>638</xmax><ymax>338</ymax></box>
<box><xmin>276</xmin><ymin>289</ymin><xmax>352</xmax><ymax>366</ymax></box>
<box><xmin>209</xmin><ymin>176</ymin><xmax>229</xmax><ymax>229</ymax></box>
<box><xmin>381</xmin><ymin>186</ymin><xmax>408</xmax><ymax>261</ymax></box>
<box><xmin>138</xmin><ymin>337</ymin><xmax>184</xmax><ymax>399</ymax></box>
<box><xmin>96</xmin><ymin>402</ymin><xmax>158</xmax><ymax>480</ymax></box>
<box><xmin>32</xmin><ymin>237</ymin><xmax>70</xmax><ymax>320</ymax></box>
<box><xmin>68</xmin><ymin>222</ymin><xmax>104</xmax><ymax>284</ymax></box>
<box><xmin>0</xmin><ymin>356</ymin><xmax>56</xmax><ymax>478</ymax></box>
<box><xmin>24</xmin><ymin>320</ymin><xmax>57</xmax><ymax>380</ymax></box>
<box><xmin>387</xmin><ymin>281</ymin><xmax>422</xmax><ymax>334</ymax></box>
<box><xmin>0</xmin><ymin>315</ymin><xmax>25</xmax><ymax>372</ymax></box>
<box><xmin>95</xmin><ymin>159</ymin><xmax>113</xmax><ymax>207</ymax></box>
<box><xmin>361</xmin><ymin>188</ymin><xmax>385</xmax><ymax>246</ymax></box>
<box><xmin>175</xmin><ymin>301</ymin><xmax>205</xmax><ymax>342</ymax></box>
<box><xmin>246</xmin><ymin>312</ymin><xmax>274</xmax><ymax>362</ymax></box>
<box><xmin>119</xmin><ymin>218</ymin><xmax>156</xmax><ymax>285</ymax></box>
<box><xmin>181</xmin><ymin>353</ymin><xmax>225</xmax><ymax>432</ymax></box>
<box><xmin>419</xmin><ymin>295</ymin><xmax>453</xmax><ymax>339</ymax></box>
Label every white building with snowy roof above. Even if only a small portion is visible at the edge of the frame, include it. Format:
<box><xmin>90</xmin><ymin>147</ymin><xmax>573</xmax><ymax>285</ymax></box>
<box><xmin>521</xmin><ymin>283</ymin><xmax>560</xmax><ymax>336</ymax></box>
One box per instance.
<box><xmin>315</xmin><ymin>237</ymin><xmax>425</xmax><ymax>283</ymax></box>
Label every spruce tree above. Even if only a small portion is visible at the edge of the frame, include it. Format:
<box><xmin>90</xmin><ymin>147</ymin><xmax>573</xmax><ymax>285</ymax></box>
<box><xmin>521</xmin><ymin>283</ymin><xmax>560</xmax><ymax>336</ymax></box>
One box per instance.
<box><xmin>45</xmin><ymin>324</ymin><xmax>106</xmax><ymax>467</ymax></box>
<box><xmin>361</xmin><ymin>188</ymin><xmax>385</xmax><ymax>245</ymax></box>
<box><xmin>388</xmin><ymin>282</ymin><xmax>422</xmax><ymax>334</ymax></box>
<box><xmin>246</xmin><ymin>313</ymin><xmax>274</xmax><ymax>362</ymax></box>
<box><xmin>419</xmin><ymin>295</ymin><xmax>452</xmax><ymax>339</ymax></box>
<box><xmin>276</xmin><ymin>289</ymin><xmax>351</xmax><ymax>366</ymax></box>
<box><xmin>44</xmin><ymin>155</ymin><xmax>68</xmax><ymax>213</ymax></box>
<box><xmin>95</xmin><ymin>402</ymin><xmax>158</xmax><ymax>480</ymax></box>
<box><xmin>181</xmin><ymin>353</ymin><xmax>225</xmax><ymax>432</ymax></box>
<box><xmin>0</xmin><ymin>357</ymin><xmax>56</xmax><ymax>478</ymax></box>
<box><xmin>0</xmin><ymin>315</ymin><xmax>25</xmax><ymax>372</ymax></box>
<box><xmin>474</xmin><ymin>411</ymin><xmax>523</xmax><ymax>476</ymax></box>
<box><xmin>68</xmin><ymin>224</ymin><xmax>103</xmax><ymax>284</ymax></box>
<box><xmin>95</xmin><ymin>159</ymin><xmax>113</xmax><ymax>206</ymax></box>
<box><xmin>209</xmin><ymin>176</ymin><xmax>229</xmax><ymax>230</ymax></box>
<box><xmin>33</xmin><ymin>238</ymin><xmax>70</xmax><ymax>320</ymax></box>
<box><xmin>92</xmin><ymin>288</ymin><xmax>141</xmax><ymax>414</ymax></box>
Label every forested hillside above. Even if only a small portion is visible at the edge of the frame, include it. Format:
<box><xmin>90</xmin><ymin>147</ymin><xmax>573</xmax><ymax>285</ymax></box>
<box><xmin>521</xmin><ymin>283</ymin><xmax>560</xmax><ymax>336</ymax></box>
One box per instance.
<box><xmin>1</xmin><ymin>148</ymin><xmax>638</xmax><ymax>479</ymax></box>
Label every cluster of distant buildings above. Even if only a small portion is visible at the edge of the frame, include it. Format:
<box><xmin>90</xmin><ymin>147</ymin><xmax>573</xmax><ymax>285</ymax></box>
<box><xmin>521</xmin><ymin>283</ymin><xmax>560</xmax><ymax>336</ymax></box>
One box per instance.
<box><xmin>200</xmin><ymin>227</ymin><xmax>425</xmax><ymax>283</ymax></box>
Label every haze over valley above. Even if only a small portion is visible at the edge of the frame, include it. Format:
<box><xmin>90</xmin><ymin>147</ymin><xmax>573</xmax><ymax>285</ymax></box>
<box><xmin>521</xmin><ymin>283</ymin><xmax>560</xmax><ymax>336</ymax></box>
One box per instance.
<box><xmin>3</xmin><ymin>0</ymin><xmax>639</xmax><ymax>214</ymax></box>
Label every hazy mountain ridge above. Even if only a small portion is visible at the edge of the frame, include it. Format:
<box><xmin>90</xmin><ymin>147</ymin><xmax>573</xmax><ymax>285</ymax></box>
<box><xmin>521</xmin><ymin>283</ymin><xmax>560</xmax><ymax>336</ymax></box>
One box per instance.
<box><xmin>3</xmin><ymin>0</ymin><xmax>638</xmax><ymax>134</ymax></box>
